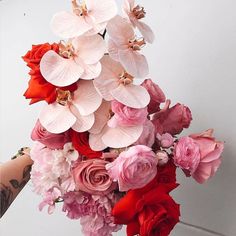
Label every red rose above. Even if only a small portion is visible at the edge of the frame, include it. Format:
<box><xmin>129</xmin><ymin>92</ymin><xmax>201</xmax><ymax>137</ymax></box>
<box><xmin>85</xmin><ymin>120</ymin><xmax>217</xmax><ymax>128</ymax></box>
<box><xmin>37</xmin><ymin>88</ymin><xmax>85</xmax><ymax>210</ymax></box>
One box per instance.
<box><xmin>70</xmin><ymin>130</ymin><xmax>103</xmax><ymax>159</ymax></box>
<box><xmin>22</xmin><ymin>43</ymin><xmax>77</xmax><ymax>104</ymax></box>
<box><xmin>156</xmin><ymin>160</ymin><xmax>177</xmax><ymax>184</ymax></box>
<box><xmin>112</xmin><ymin>182</ymin><xmax>180</xmax><ymax>236</ymax></box>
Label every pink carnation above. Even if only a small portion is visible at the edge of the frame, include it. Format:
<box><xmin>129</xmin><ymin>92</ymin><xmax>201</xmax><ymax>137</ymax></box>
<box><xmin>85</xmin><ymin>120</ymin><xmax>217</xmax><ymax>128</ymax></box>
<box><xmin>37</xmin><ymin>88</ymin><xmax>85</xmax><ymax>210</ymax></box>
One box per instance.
<box><xmin>106</xmin><ymin>145</ymin><xmax>158</xmax><ymax>191</ymax></box>
<box><xmin>141</xmin><ymin>79</ymin><xmax>166</xmax><ymax>114</ymax></box>
<box><xmin>173</xmin><ymin>136</ymin><xmax>201</xmax><ymax>174</ymax></box>
<box><xmin>108</xmin><ymin>100</ymin><xmax>148</xmax><ymax>128</ymax></box>
<box><xmin>31</xmin><ymin>120</ymin><xmax>70</xmax><ymax>149</ymax></box>
<box><xmin>190</xmin><ymin>129</ymin><xmax>224</xmax><ymax>183</ymax></box>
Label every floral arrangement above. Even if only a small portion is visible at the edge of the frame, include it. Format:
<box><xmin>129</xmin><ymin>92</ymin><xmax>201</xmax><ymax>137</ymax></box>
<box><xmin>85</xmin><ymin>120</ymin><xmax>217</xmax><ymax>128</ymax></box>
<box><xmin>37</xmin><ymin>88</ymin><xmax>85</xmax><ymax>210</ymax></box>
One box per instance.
<box><xmin>22</xmin><ymin>0</ymin><xmax>224</xmax><ymax>235</ymax></box>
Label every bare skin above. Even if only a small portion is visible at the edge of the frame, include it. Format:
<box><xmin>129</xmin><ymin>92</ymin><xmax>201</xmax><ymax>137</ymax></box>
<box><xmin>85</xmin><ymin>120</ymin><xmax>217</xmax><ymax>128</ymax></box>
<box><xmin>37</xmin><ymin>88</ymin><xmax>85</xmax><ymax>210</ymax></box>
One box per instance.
<box><xmin>0</xmin><ymin>148</ymin><xmax>33</xmax><ymax>218</ymax></box>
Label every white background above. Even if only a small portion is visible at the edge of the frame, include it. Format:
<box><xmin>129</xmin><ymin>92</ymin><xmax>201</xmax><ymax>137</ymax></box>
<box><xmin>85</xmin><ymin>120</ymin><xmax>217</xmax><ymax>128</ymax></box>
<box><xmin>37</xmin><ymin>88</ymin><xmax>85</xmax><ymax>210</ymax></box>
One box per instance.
<box><xmin>0</xmin><ymin>0</ymin><xmax>236</xmax><ymax>235</ymax></box>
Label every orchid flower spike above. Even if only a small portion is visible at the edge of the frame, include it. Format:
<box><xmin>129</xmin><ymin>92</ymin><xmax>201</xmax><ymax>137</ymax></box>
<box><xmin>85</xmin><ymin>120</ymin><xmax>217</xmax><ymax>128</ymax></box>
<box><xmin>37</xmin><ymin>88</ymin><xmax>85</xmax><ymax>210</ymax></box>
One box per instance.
<box><xmin>51</xmin><ymin>0</ymin><xmax>117</xmax><ymax>38</ymax></box>
<box><xmin>123</xmin><ymin>0</ymin><xmax>155</xmax><ymax>43</ymax></box>
<box><xmin>40</xmin><ymin>35</ymin><xmax>106</xmax><ymax>87</ymax></box>
<box><xmin>107</xmin><ymin>15</ymin><xmax>149</xmax><ymax>78</ymax></box>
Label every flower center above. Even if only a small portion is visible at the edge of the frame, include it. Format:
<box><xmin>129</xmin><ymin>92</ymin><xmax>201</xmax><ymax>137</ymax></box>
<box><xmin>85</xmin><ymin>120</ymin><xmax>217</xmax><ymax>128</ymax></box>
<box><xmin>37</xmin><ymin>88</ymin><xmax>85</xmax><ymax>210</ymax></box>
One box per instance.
<box><xmin>72</xmin><ymin>0</ymin><xmax>88</xmax><ymax>16</ymax></box>
<box><xmin>119</xmin><ymin>71</ymin><xmax>134</xmax><ymax>85</ymax></box>
<box><xmin>59</xmin><ymin>41</ymin><xmax>75</xmax><ymax>59</ymax></box>
<box><xmin>129</xmin><ymin>38</ymin><xmax>146</xmax><ymax>51</ymax></box>
<box><xmin>132</xmin><ymin>5</ymin><xmax>146</xmax><ymax>20</ymax></box>
<box><xmin>56</xmin><ymin>89</ymin><xmax>72</xmax><ymax>106</ymax></box>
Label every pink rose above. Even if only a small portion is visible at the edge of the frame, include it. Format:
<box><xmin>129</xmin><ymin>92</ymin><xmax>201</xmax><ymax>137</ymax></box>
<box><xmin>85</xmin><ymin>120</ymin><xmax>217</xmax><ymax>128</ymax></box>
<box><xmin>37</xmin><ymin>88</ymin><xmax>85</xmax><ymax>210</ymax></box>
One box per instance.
<box><xmin>108</xmin><ymin>100</ymin><xmax>148</xmax><ymax>128</ymax></box>
<box><xmin>156</xmin><ymin>151</ymin><xmax>169</xmax><ymax>166</ymax></box>
<box><xmin>190</xmin><ymin>129</ymin><xmax>224</xmax><ymax>183</ymax></box>
<box><xmin>73</xmin><ymin>159</ymin><xmax>115</xmax><ymax>195</ymax></box>
<box><xmin>106</xmin><ymin>145</ymin><xmax>158</xmax><ymax>191</ymax></box>
<box><xmin>141</xmin><ymin>79</ymin><xmax>166</xmax><ymax>114</ymax></box>
<box><xmin>134</xmin><ymin>120</ymin><xmax>155</xmax><ymax>147</ymax></box>
<box><xmin>156</xmin><ymin>133</ymin><xmax>174</xmax><ymax>148</ymax></box>
<box><xmin>31</xmin><ymin>120</ymin><xmax>70</xmax><ymax>149</ymax></box>
<box><xmin>152</xmin><ymin>100</ymin><xmax>192</xmax><ymax>135</ymax></box>
<box><xmin>173</xmin><ymin>136</ymin><xmax>201</xmax><ymax>174</ymax></box>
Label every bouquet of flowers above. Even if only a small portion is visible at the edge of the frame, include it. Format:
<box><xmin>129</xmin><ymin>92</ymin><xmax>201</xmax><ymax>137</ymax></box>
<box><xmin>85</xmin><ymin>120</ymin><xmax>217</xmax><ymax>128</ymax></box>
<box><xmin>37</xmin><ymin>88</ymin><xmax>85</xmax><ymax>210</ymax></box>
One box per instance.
<box><xmin>22</xmin><ymin>0</ymin><xmax>224</xmax><ymax>235</ymax></box>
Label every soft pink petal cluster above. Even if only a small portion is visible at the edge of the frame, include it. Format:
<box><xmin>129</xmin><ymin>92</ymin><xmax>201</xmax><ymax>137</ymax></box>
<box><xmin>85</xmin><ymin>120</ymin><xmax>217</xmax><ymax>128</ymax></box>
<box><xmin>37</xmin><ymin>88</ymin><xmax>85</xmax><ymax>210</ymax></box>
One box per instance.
<box><xmin>106</xmin><ymin>145</ymin><xmax>158</xmax><ymax>191</ymax></box>
<box><xmin>62</xmin><ymin>191</ymin><xmax>122</xmax><ymax>235</ymax></box>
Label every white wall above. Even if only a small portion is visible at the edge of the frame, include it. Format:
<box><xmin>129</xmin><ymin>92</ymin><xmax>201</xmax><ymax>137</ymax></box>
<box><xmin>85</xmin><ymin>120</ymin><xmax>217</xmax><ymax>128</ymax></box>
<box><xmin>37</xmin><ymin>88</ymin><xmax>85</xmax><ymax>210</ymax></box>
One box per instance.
<box><xmin>0</xmin><ymin>0</ymin><xmax>236</xmax><ymax>235</ymax></box>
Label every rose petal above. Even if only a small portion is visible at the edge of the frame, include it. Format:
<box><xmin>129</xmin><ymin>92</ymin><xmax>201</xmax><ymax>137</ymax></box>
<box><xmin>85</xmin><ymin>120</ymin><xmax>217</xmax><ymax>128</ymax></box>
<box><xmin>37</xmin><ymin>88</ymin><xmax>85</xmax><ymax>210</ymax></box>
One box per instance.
<box><xmin>111</xmin><ymin>84</ymin><xmax>150</xmax><ymax>109</ymax></box>
<box><xmin>72</xmin><ymin>80</ymin><xmax>102</xmax><ymax>116</ymax></box>
<box><xmin>118</xmin><ymin>49</ymin><xmax>149</xmax><ymax>78</ymax></box>
<box><xmin>50</xmin><ymin>11</ymin><xmax>91</xmax><ymax>38</ymax></box>
<box><xmin>39</xmin><ymin>103</ymin><xmax>76</xmax><ymax>134</ymax></box>
<box><xmin>102</xmin><ymin>125</ymin><xmax>143</xmax><ymax>148</ymax></box>
<box><xmin>40</xmin><ymin>50</ymin><xmax>84</xmax><ymax>87</ymax></box>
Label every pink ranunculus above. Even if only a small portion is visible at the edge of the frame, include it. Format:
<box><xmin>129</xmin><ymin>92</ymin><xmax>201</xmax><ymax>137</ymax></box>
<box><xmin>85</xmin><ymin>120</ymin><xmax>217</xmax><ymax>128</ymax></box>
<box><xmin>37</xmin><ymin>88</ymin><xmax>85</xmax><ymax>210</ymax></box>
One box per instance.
<box><xmin>152</xmin><ymin>100</ymin><xmax>192</xmax><ymax>135</ymax></box>
<box><xmin>173</xmin><ymin>136</ymin><xmax>201</xmax><ymax>174</ymax></box>
<box><xmin>107</xmin><ymin>15</ymin><xmax>149</xmax><ymax>78</ymax></box>
<box><xmin>141</xmin><ymin>79</ymin><xmax>166</xmax><ymax>114</ymax></box>
<box><xmin>156</xmin><ymin>132</ymin><xmax>174</xmax><ymax>148</ymax></box>
<box><xmin>108</xmin><ymin>100</ymin><xmax>148</xmax><ymax>128</ymax></box>
<box><xmin>31</xmin><ymin>120</ymin><xmax>70</xmax><ymax>149</ymax></box>
<box><xmin>51</xmin><ymin>0</ymin><xmax>117</xmax><ymax>38</ymax></box>
<box><xmin>190</xmin><ymin>129</ymin><xmax>224</xmax><ymax>184</ymax></box>
<box><xmin>134</xmin><ymin>120</ymin><xmax>155</xmax><ymax>147</ymax></box>
<box><xmin>106</xmin><ymin>145</ymin><xmax>158</xmax><ymax>191</ymax></box>
<box><xmin>73</xmin><ymin>159</ymin><xmax>116</xmax><ymax>195</ymax></box>
<box><xmin>156</xmin><ymin>151</ymin><xmax>169</xmax><ymax>166</ymax></box>
<box><xmin>123</xmin><ymin>0</ymin><xmax>155</xmax><ymax>43</ymax></box>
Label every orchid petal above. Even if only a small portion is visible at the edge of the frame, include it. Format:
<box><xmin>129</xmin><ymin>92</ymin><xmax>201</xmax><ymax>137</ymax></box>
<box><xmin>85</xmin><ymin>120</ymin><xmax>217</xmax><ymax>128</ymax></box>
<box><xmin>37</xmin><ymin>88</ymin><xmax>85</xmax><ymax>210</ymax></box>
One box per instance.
<box><xmin>72</xmin><ymin>80</ymin><xmax>102</xmax><ymax>116</ymax></box>
<box><xmin>118</xmin><ymin>49</ymin><xmax>149</xmax><ymax>78</ymax></box>
<box><xmin>70</xmin><ymin>105</ymin><xmax>95</xmax><ymax>132</ymax></box>
<box><xmin>89</xmin><ymin>101</ymin><xmax>111</xmax><ymax>134</ymax></box>
<box><xmin>111</xmin><ymin>84</ymin><xmax>150</xmax><ymax>109</ymax></box>
<box><xmin>40</xmin><ymin>50</ymin><xmax>84</xmax><ymax>87</ymax></box>
<box><xmin>102</xmin><ymin>125</ymin><xmax>143</xmax><ymax>148</ymax></box>
<box><xmin>108</xmin><ymin>39</ymin><xmax>119</xmax><ymax>61</ymax></box>
<box><xmin>89</xmin><ymin>127</ymin><xmax>108</xmax><ymax>151</ymax></box>
<box><xmin>72</xmin><ymin>35</ymin><xmax>106</xmax><ymax>64</ymax></box>
<box><xmin>136</xmin><ymin>20</ymin><xmax>155</xmax><ymax>44</ymax></box>
<box><xmin>39</xmin><ymin>103</ymin><xmax>76</xmax><ymax>134</ymax></box>
<box><xmin>50</xmin><ymin>11</ymin><xmax>92</xmax><ymax>38</ymax></box>
<box><xmin>80</xmin><ymin>62</ymin><xmax>102</xmax><ymax>80</ymax></box>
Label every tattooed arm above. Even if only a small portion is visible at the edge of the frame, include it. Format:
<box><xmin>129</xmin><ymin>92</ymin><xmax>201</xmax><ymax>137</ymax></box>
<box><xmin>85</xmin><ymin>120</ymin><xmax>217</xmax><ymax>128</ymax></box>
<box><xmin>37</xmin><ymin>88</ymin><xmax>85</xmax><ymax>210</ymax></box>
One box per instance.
<box><xmin>0</xmin><ymin>148</ymin><xmax>33</xmax><ymax>218</ymax></box>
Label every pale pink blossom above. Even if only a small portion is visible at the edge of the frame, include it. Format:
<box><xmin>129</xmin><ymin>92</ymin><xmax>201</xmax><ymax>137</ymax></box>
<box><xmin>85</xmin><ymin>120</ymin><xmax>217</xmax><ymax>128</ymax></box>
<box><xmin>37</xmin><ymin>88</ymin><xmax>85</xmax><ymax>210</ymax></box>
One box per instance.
<box><xmin>190</xmin><ymin>129</ymin><xmax>224</xmax><ymax>184</ymax></box>
<box><xmin>141</xmin><ymin>79</ymin><xmax>166</xmax><ymax>114</ymax></box>
<box><xmin>106</xmin><ymin>145</ymin><xmax>158</xmax><ymax>191</ymax></box>
<box><xmin>31</xmin><ymin>120</ymin><xmax>70</xmax><ymax>149</ymax></box>
<box><xmin>89</xmin><ymin>101</ymin><xmax>144</xmax><ymax>151</ymax></box>
<box><xmin>134</xmin><ymin>120</ymin><xmax>155</xmax><ymax>147</ymax></box>
<box><xmin>51</xmin><ymin>0</ymin><xmax>117</xmax><ymax>38</ymax></box>
<box><xmin>156</xmin><ymin>151</ymin><xmax>169</xmax><ymax>166</ymax></box>
<box><xmin>152</xmin><ymin>100</ymin><xmax>192</xmax><ymax>135</ymax></box>
<box><xmin>39</xmin><ymin>79</ymin><xmax>102</xmax><ymax>134</ymax></box>
<box><xmin>107</xmin><ymin>100</ymin><xmax>148</xmax><ymax>128</ymax></box>
<box><xmin>156</xmin><ymin>133</ymin><xmax>174</xmax><ymax>148</ymax></box>
<box><xmin>93</xmin><ymin>55</ymin><xmax>150</xmax><ymax>109</ymax></box>
<box><xmin>173</xmin><ymin>136</ymin><xmax>201</xmax><ymax>174</ymax></box>
<box><xmin>73</xmin><ymin>159</ymin><xmax>116</xmax><ymax>195</ymax></box>
<box><xmin>107</xmin><ymin>15</ymin><xmax>149</xmax><ymax>78</ymax></box>
<box><xmin>123</xmin><ymin>0</ymin><xmax>155</xmax><ymax>43</ymax></box>
<box><xmin>40</xmin><ymin>35</ymin><xmax>106</xmax><ymax>87</ymax></box>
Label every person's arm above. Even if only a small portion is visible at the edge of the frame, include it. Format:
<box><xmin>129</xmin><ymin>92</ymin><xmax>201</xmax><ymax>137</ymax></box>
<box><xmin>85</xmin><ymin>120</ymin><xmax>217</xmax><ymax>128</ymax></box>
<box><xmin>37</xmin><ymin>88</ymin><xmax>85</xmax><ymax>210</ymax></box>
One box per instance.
<box><xmin>0</xmin><ymin>148</ymin><xmax>33</xmax><ymax>218</ymax></box>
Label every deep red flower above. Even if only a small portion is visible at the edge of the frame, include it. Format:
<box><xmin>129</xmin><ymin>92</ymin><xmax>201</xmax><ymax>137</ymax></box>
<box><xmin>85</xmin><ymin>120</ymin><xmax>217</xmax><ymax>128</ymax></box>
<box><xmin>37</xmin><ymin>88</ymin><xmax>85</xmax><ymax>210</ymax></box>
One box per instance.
<box><xmin>112</xmin><ymin>170</ymin><xmax>180</xmax><ymax>236</ymax></box>
<box><xmin>22</xmin><ymin>43</ymin><xmax>77</xmax><ymax>104</ymax></box>
<box><xmin>70</xmin><ymin>130</ymin><xmax>103</xmax><ymax>159</ymax></box>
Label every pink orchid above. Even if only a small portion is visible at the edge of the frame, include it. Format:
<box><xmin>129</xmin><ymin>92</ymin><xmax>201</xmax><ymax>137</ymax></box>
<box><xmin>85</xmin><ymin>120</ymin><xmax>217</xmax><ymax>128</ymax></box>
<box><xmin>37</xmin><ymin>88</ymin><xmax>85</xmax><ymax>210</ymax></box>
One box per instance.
<box><xmin>123</xmin><ymin>0</ymin><xmax>155</xmax><ymax>43</ymax></box>
<box><xmin>88</xmin><ymin>101</ymin><xmax>143</xmax><ymax>151</ymax></box>
<box><xmin>40</xmin><ymin>35</ymin><xmax>106</xmax><ymax>87</ymax></box>
<box><xmin>93</xmin><ymin>55</ymin><xmax>150</xmax><ymax>109</ymax></box>
<box><xmin>39</xmin><ymin>79</ymin><xmax>102</xmax><ymax>134</ymax></box>
<box><xmin>107</xmin><ymin>15</ymin><xmax>149</xmax><ymax>78</ymax></box>
<box><xmin>51</xmin><ymin>0</ymin><xmax>117</xmax><ymax>38</ymax></box>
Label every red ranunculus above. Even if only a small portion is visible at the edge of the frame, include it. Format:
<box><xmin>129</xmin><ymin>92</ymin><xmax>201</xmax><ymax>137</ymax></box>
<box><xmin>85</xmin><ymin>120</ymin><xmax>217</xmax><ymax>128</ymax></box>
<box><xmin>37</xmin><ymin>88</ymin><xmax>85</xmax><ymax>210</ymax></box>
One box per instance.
<box><xmin>70</xmin><ymin>129</ymin><xmax>103</xmax><ymax>159</ymax></box>
<box><xmin>112</xmin><ymin>175</ymin><xmax>180</xmax><ymax>236</ymax></box>
<box><xmin>22</xmin><ymin>43</ymin><xmax>77</xmax><ymax>104</ymax></box>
